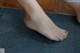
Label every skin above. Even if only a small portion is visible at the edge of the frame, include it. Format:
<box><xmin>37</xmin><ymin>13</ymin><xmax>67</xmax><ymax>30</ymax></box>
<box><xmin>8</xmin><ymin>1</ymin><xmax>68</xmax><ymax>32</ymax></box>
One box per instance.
<box><xmin>17</xmin><ymin>0</ymin><xmax>80</xmax><ymax>41</ymax></box>
<box><xmin>64</xmin><ymin>1</ymin><xmax>80</xmax><ymax>23</ymax></box>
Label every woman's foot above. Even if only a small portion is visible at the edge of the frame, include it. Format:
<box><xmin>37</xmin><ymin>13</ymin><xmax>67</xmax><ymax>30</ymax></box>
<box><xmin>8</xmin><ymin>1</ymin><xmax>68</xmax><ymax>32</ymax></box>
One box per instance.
<box><xmin>71</xmin><ymin>2</ymin><xmax>80</xmax><ymax>23</ymax></box>
<box><xmin>18</xmin><ymin>0</ymin><xmax>68</xmax><ymax>41</ymax></box>
<box><xmin>24</xmin><ymin>14</ymin><xmax>68</xmax><ymax>41</ymax></box>
<box><xmin>64</xmin><ymin>1</ymin><xmax>80</xmax><ymax>23</ymax></box>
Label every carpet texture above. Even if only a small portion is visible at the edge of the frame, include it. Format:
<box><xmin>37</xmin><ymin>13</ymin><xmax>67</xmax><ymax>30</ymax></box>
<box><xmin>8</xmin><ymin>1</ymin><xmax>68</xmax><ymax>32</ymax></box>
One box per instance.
<box><xmin>0</xmin><ymin>8</ymin><xmax>80</xmax><ymax>53</ymax></box>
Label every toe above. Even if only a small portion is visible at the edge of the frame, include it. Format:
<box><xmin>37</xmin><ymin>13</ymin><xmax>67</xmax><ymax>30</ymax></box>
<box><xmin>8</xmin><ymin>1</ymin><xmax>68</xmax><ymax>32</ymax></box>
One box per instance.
<box><xmin>58</xmin><ymin>34</ymin><xmax>65</xmax><ymax>41</ymax></box>
<box><xmin>48</xmin><ymin>36</ymin><xmax>60</xmax><ymax>41</ymax></box>
<box><xmin>62</xmin><ymin>30</ymin><xmax>68</xmax><ymax>39</ymax></box>
<box><xmin>64</xmin><ymin>30</ymin><xmax>68</xmax><ymax>36</ymax></box>
<box><xmin>58</xmin><ymin>30</ymin><xmax>68</xmax><ymax>41</ymax></box>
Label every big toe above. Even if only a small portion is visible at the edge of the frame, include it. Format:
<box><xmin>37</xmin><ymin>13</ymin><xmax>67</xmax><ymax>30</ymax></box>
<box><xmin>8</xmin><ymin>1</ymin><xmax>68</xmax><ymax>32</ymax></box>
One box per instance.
<box><xmin>48</xmin><ymin>29</ymin><xmax>68</xmax><ymax>41</ymax></box>
<box><xmin>58</xmin><ymin>29</ymin><xmax>68</xmax><ymax>41</ymax></box>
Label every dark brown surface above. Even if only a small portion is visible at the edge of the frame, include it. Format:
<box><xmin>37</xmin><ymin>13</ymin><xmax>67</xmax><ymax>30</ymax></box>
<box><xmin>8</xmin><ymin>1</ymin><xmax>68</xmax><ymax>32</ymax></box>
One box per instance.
<box><xmin>0</xmin><ymin>0</ymin><xmax>75</xmax><ymax>15</ymax></box>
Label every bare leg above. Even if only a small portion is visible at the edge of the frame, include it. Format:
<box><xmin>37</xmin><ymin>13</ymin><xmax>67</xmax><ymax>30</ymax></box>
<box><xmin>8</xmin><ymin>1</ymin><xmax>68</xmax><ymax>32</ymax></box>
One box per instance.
<box><xmin>17</xmin><ymin>0</ymin><xmax>68</xmax><ymax>41</ymax></box>
<box><xmin>64</xmin><ymin>0</ymin><xmax>80</xmax><ymax>23</ymax></box>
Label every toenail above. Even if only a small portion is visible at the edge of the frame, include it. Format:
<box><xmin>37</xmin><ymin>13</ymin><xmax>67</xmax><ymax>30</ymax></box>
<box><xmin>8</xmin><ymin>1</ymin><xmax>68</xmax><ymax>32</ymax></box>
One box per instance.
<box><xmin>65</xmin><ymin>30</ymin><xmax>68</xmax><ymax>34</ymax></box>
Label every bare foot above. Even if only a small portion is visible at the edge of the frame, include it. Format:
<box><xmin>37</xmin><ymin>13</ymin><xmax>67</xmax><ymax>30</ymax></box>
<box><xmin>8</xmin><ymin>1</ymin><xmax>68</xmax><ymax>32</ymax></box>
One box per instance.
<box><xmin>76</xmin><ymin>12</ymin><xmax>80</xmax><ymax>23</ymax></box>
<box><xmin>64</xmin><ymin>1</ymin><xmax>80</xmax><ymax>23</ymax></box>
<box><xmin>18</xmin><ymin>0</ymin><xmax>68</xmax><ymax>41</ymax></box>
<box><xmin>74</xmin><ymin>4</ymin><xmax>80</xmax><ymax>23</ymax></box>
<box><xmin>24</xmin><ymin>14</ymin><xmax>68</xmax><ymax>41</ymax></box>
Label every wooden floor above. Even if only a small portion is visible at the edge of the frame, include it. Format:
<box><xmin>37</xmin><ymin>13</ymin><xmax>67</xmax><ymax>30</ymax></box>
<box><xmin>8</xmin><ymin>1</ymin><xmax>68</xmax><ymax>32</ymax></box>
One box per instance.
<box><xmin>0</xmin><ymin>0</ymin><xmax>75</xmax><ymax>15</ymax></box>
